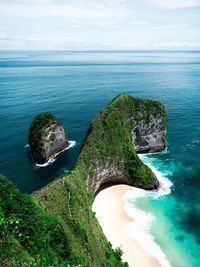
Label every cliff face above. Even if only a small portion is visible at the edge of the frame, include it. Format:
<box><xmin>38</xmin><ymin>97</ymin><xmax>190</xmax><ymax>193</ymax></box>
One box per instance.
<box><xmin>29</xmin><ymin>112</ymin><xmax>68</xmax><ymax>164</ymax></box>
<box><xmin>132</xmin><ymin>113</ymin><xmax>166</xmax><ymax>153</ymax></box>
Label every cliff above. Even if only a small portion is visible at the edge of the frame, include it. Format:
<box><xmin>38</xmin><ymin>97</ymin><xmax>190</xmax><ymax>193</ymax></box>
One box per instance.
<box><xmin>132</xmin><ymin>113</ymin><xmax>166</xmax><ymax>153</ymax></box>
<box><xmin>29</xmin><ymin>112</ymin><xmax>69</xmax><ymax>164</ymax></box>
<box><xmin>0</xmin><ymin>93</ymin><xmax>167</xmax><ymax>266</ymax></box>
<box><xmin>76</xmin><ymin>93</ymin><xmax>166</xmax><ymax>195</ymax></box>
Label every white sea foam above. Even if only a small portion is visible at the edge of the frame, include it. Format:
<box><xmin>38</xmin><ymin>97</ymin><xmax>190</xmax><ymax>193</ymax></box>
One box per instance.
<box><xmin>122</xmin><ymin>155</ymin><xmax>173</xmax><ymax>267</ymax></box>
<box><xmin>35</xmin><ymin>157</ymin><xmax>56</xmax><ymax>168</ymax></box>
<box><xmin>24</xmin><ymin>144</ymin><xmax>30</xmax><ymax>149</ymax></box>
<box><xmin>35</xmin><ymin>140</ymin><xmax>76</xmax><ymax>168</ymax></box>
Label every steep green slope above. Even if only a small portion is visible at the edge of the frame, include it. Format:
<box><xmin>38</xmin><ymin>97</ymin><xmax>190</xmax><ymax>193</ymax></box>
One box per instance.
<box><xmin>0</xmin><ymin>175</ymin><xmax>126</xmax><ymax>266</ymax></box>
<box><xmin>0</xmin><ymin>93</ymin><xmax>166</xmax><ymax>266</ymax></box>
<box><xmin>0</xmin><ymin>176</ymin><xmax>70</xmax><ymax>266</ymax></box>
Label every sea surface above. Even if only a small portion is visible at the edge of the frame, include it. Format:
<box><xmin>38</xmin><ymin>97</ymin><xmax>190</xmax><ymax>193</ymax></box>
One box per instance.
<box><xmin>0</xmin><ymin>50</ymin><xmax>200</xmax><ymax>266</ymax></box>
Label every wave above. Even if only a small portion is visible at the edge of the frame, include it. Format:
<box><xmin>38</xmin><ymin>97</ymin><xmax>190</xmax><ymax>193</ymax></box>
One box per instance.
<box><xmin>35</xmin><ymin>157</ymin><xmax>56</xmax><ymax>168</ymax></box>
<box><xmin>122</xmin><ymin>155</ymin><xmax>173</xmax><ymax>267</ymax></box>
<box><xmin>35</xmin><ymin>140</ymin><xmax>76</xmax><ymax>168</ymax></box>
<box><xmin>139</xmin><ymin>156</ymin><xmax>173</xmax><ymax>199</ymax></box>
<box><xmin>24</xmin><ymin>144</ymin><xmax>30</xmax><ymax>149</ymax></box>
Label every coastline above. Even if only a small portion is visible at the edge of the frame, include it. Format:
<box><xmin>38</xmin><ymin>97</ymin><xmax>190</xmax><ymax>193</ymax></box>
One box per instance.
<box><xmin>92</xmin><ymin>156</ymin><xmax>173</xmax><ymax>267</ymax></box>
<box><xmin>92</xmin><ymin>184</ymin><xmax>161</xmax><ymax>267</ymax></box>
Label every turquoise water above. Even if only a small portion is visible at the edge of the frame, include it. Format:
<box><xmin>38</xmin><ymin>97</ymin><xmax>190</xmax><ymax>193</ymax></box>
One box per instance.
<box><xmin>135</xmin><ymin>155</ymin><xmax>200</xmax><ymax>267</ymax></box>
<box><xmin>0</xmin><ymin>50</ymin><xmax>200</xmax><ymax>266</ymax></box>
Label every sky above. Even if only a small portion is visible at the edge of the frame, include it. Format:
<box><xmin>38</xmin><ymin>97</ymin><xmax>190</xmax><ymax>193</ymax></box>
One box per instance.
<box><xmin>0</xmin><ymin>0</ymin><xmax>199</xmax><ymax>50</ymax></box>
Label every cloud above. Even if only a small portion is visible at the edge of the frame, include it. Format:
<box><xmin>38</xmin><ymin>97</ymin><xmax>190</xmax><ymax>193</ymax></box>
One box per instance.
<box><xmin>0</xmin><ymin>1</ymin><xmax>131</xmax><ymax>20</ymax></box>
<box><xmin>0</xmin><ymin>0</ymin><xmax>199</xmax><ymax>50</ymax></box>
<box><xmin>183</xmin><ymin>42</ymin><xmax>200</xmax><ymax>48</ymax></box>
<box><xmin>148</xmin><ymin>0</ymin><xmax>200</xmax><ymax>9</ymax></box>
<box><xmin>0</xmin><ymin>33</ymin><xmax>84</xmax><ymax>50</ymax></box>
<box><xmin>0</xmin><ymin>34</ymin><xmax>6</xmax><ymax>39</ymax></box>
<box><xmin>152</xmin><ymin>41</ymin><xmax>200</xmax><ymax>49</ymax></box>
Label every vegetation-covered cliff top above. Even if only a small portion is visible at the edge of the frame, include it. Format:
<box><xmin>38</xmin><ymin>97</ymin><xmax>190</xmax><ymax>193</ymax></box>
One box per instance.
<box><xmin>0</xmin><ymin>93</ymin><xmax>167</xmax><ymax>266</ymax></box>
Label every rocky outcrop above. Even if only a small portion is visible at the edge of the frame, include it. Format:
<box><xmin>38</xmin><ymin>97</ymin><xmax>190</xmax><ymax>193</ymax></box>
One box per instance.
<box><xmin>132</xmin><ymin>113</ymin><xmax>166</xmax><ymax>153</ymax></box>
<box><xmin>77</xmin><ymin>93</ymin><xmax>167</xmax><ymax>195</ymax></box>
<box><xmin>90</xmin><ymin>161</ymin><xmax>159</xmax><ymax>197</ymax></box>
<box><xmin>29</xmin><ymin>112</ymin><xmax>69</xmax><ymax>164</ymax></box>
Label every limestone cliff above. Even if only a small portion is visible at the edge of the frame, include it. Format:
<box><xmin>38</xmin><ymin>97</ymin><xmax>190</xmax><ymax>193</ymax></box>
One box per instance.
<box><xmin>76</xmin><ymin>93</ymin><xmax>167</xmax><ymax>195</ymax></box>
<box><xmin>29</xmin><ymin>112</ymin><xmax>69</xmax><ymax>164</ymax></box>
<box><xmin>132</xmin><ymin>113</ymin><xmax>166</xmax><ymax>153</ymax></box>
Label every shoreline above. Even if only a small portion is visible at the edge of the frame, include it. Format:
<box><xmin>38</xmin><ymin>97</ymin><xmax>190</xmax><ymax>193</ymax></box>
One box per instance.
<box><xmin>92</xmin><ymin>184</ymin><xmax>161</xmax><ymax>267</ymax></box>
<box><xmin>92</xmin><ymin>156</ymin><xmax>173</xmax><ymax>267</ymax></box>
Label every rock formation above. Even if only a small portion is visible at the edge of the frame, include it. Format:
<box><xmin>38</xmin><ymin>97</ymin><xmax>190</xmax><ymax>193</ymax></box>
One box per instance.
<box><xmin>29</xmin><ymin>112</ymin><xmax>69</xmax><ymax>164</ymax></box>
<box><xmin>76</xmin><ymin>93</ymin><xmax>167</xmax><ymax>195</ymax></box>
<box><xmin>132</xmin><ymin>113</ymin><xmax>166</xmax><ymax>153</ymax></box>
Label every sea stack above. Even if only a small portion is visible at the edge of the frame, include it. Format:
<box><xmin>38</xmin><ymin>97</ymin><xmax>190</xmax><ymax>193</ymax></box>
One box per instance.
<box><xmin>29</xmin><ymin>112</ymin><xmax>69</xmax><ymax>164</ymax></box>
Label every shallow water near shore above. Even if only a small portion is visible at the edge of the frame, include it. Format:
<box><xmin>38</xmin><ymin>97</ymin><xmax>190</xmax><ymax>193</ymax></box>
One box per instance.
<box><xmin>122</xmin><ymin>161</ymin><xmax>173</xmax><ymax>267</ymax></box>
<box><xmin>0</xmin><ymin>50</ymin><xmax>200</xmax><ymax>266</ymax></box>
<box><xmin>124</xmin><ymin>154</ymin><xmax>200</xmax><ymax>267</ymax></box>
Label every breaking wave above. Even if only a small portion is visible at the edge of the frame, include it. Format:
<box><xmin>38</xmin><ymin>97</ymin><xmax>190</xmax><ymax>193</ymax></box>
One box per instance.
<box><xmin>29</xmin><ymin>140</ymin><xmax>76</xmax><ymax>168</ymax></box>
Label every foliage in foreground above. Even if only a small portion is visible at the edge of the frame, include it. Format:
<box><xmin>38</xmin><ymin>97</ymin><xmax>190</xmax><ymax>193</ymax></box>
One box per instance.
<box><xmin>0</xmin><ymin>175</ymin><xmax>127</xmax><ymax>266</ymax></box>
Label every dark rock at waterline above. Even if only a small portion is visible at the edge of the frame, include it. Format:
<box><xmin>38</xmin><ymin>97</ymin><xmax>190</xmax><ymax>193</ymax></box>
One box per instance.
<box><xmin>29</xmin><ymin>112</ymin><xmax>69</xmax><ymax>164</ymax></box>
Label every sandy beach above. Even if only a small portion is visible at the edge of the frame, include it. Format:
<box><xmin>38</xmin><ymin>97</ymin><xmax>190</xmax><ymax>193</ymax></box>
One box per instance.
<box><xmin>92</xmin><ymin>185</ymin><xmax>161</xmax><ymax>267</ymax></box>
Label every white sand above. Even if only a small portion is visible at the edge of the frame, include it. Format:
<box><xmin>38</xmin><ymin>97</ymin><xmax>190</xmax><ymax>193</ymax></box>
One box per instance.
<box><xmin>92</xmin><ymin>185</ymin><xmax>161</xmax><ymax>267</ymax></box>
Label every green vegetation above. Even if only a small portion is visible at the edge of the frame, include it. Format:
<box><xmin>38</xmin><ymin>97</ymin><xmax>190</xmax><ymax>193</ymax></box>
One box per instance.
<box><xmin>0</xmin><ymin>176</ymin><xmax>70</xmax><ymax>266</ymax></box>
<box><xmin>29</xmin><ymin>112</ymin><xmax>62</xmax><ymax>153</ymax></box>
<box><xmin>50</xmin><ymin>133</ymin><xmax>56</xmax><ymax>143</ymax></box>
<box><xmin>1</xmin><ymin>94</ymin><xmax>166</xmax><ymax>266</ymax></box>
<box><xmin>0</xmin><ymin>175</ymin><xmax>127</xmax><ymax>266</ymax></box>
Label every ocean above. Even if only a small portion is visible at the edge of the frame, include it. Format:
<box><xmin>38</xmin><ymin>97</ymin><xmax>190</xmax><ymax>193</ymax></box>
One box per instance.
<box><xmin>0</xmin><ymin>50</ymin><xmax>199</xmax><ymax>266</ymax></box>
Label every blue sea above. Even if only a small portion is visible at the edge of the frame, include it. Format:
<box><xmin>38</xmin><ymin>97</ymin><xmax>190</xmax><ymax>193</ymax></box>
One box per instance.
<box><xmin>0</xmin><ymin>50</ymin><xmax>199</xmax><ymax>266</ymax></box>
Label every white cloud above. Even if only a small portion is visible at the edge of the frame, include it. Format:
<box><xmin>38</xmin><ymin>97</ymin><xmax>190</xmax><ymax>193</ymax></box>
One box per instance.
<box><xmin>148</xmin><ymin>0</ymin><xmax>200</xmax><ymax>9</ymax></box>
<box><xmin>0</xmin><ymin>34</ymin><xmax>6</xmax><ymax>39</ymax></box>
<box><xmin>152</xmin><ymin>41</ymin><xmax>200</xmax><ymax>49</ymax></box>
<box><xmin>183</xmin><ymin>42</ymin><xmax>200</xmax><ymax>48</ymax></box>
<box><xmin>0</xmin><ymin>1</ymin><xmax>130</xmax><ymax>20</ymax></box>
<box><xmin>0</xmin><ymin>0</ymin><xmax>199</xmax><ymax>50</ymax></box>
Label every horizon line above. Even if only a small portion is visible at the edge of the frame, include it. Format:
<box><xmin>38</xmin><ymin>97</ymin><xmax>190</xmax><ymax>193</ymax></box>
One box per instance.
<box><xmin>0</xmin><ymin>49</ymin><xmax>200</xmax><ymax>52</ymax></box>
